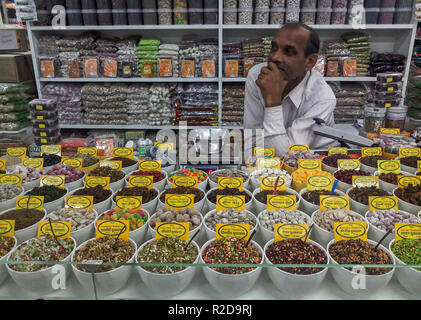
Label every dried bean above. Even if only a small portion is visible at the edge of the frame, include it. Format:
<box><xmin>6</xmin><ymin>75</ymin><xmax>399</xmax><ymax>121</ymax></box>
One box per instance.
<box><xmin>334</xmin><ymin>169</ymin><xmax>370</xmax><ymax>185</ymax></box>
<box><xmin>348</xmin><ymin>187</ymin><xmax>390</xmax><ymax>205</ymax></box>
<box><xmin>401</xmin><ymin>156</ymin><xmax>421</xmax><ymax>169</ymax></box>
<box><xmin>205</xmin><ymin>208</ymin><xmax>256</xmax><ymax>231</ymax></box>
<box><xmin>322</xmin><ymin>154</ymin><xmax>351</xmax><ymax>168</ymax></box>
<box><xmin>149</xmin><ymin>207</ymin><xmax>202</xmax><ymax>231</ymax></box>
<box><xmin>379</xmin><ymin>173</ymin><xmax>400</xmax><ymax>185</ymax></box>
<box><xmin>360</xmin><ymin>155</ymin><xmax>388</xmax><ymax>168</ymax></box>
<box><xmin>302</xmin><ymin>190</ymin><xmax>341</xmax><ymax>205</ymax></box>
<box><xmin>394</xmin><ymin>185</ymin><xmax>421</xmax><ymax>206</ymax></box>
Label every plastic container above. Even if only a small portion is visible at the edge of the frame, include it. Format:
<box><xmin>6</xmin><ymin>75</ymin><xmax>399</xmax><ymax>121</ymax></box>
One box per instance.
<box><xmin>364</xmin><ymin>0</ymin><xmax>380</xmax><ymax>23</ymax></box>
<box><xmin>65</xmin><ymin>0</ymin><xmax>83</xmax><ymax>25</ymax></box>
<box><xmin>29</xmin><ymin>99</ymin><xmax>57</xmax><ymax>112</ymax></box>
<box><xmin>34</xmin><ymin>135</ymin><xmax>62</xmax><ymax>146</ymax></box>
<box><xmin>111</xmin><ymin>0</ymin><xmax>127</xmax><ymax>25</ymax></box>
<box><xmin>394</xmin><ymin>0</ymin><xmax>414</xmax><ymax>24</ymax></box>
<box><xmin>204</xmin><ymin>0</ymin><xmax>218</xmax><ymax>24</ymax></box>
<box><xmin>174</xmin><ymin>0</ymin><xmax>188</xmax><ymax>24</ymax></box>
<box><xmin>385</xmin><ymin>106</ymin><xmax>407</xmax><ymax>130</ymax></box>
<box><xmin>271</xmin><ymin>7</ymin><xmax>285</xmax><ymax>24</ymax></box>
<box><xmin>96</xmin><ymin>0</ymin><xmax>113</xmax><ymax>25</ymax></box>
<box><xmin>376</xmin><ymin>82</ymin><xmax>402</xmax><ymax>93</ymax></box>
<box><xmin>378</xmin><ymin>0</ymin><xmax>396</xmax><ymax>24</ymax></box>
<box><xmin>301</xmin><ymin>8</ymin><xmax>316</xmax><ymax>24</ymax></box>
<box><xmin>31</xmin><ymin>110</ymin><xmax>59</xmax><ymax>121</ymax></box>
<box><xmin>377</xmin><ymin>72</ymin><xmax>403</xmax><ymax>83</ymax></box>
<box><xmin>238</xmin><ymin>8</ymin><xmax>253</xmax><ymax>24</ymax></box>
<box><xmin>142</xmin><ymin>0</ymin><xmax>158</xmax><ymax>24</ymax></box>
<box><xmin>331</xmin><ymin>0</ymin><xmax>348</xmax><ymax>24</ymax></box>
<box><xmin>189</xmin><ymin>0</ymin><xmax>204</xmax><ymax>24</ymax></box>
<box><xmin>375</xmin><ymin>98</ymin><xmax>401</xmax><ymax>108</ymax></box>
<box><xmin>347</xmin><ymin>0</ymin><xmax>364</xmax><ymax>24</ymax></box>
<box><xmin>127</xmin><ymin>0</ymin><xmax>143</xmax><ymax>24</ymax></box>
<box><xmin>364</xmin><ymin>105</ymin><xmax>386</xmax><ymax>133</ymax></box>
<box><xmin>81</xmin><ymin>0</ymin><xmax>98</xmax><ymax>25</ymax></box>
<box><xmin>31</xmin><ymin>118</ymin><xmax>59</xmax><ymax>128</ymax></box>
<box><xmin>158</xmin><ymin>0</ymin><xmax>172</xmax><ymax>24</ymax></box>
<box><xmin>316</xmin><ymin>0</ymin><xmax>332</xmax><ymax>24</ymax></box>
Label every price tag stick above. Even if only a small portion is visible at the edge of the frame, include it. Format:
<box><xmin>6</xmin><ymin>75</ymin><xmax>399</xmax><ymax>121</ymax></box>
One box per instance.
<box><xmin>116</xmin><ymin>224</ymin><xmax>128</xmax><ymax>241</ymax></box>
<box><xmin>184</xmin><ymin>228</ymin><xmax>201</xmax><ymax>250</ymax></box>
<box><xmin>273</xmin><ymin>176</ymin><xmax>280</xmax><ymax>195</ymax></box>
<box><xmin>374</xmin><ymin>229</ymin><xmax>393</xmax><ymax>251</ymax></box>
<box><xmin>244</xmin><ymin>229</ymin><xmax>257</xmax><ymax>248</ymax></box>
<box><xmin>48</xmin><ymin>218</ymin><xmax>65</xmax><ymax>250</ymax></box>
<box><xmin>304</xmin><ymin>224</ymin><xmax>314</xmax><ymax>243</ymax></box>
<box><xmin>331</xmin><ymin>180</ymin><xmax>339</xmax><ymax>195</ymax></box>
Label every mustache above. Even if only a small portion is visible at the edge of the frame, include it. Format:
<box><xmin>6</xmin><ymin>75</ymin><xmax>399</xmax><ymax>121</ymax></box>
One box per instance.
<box><xmin>268</xmin><ymin>59</ymin><xmax>286</xmax><ymax>72</ymax></box>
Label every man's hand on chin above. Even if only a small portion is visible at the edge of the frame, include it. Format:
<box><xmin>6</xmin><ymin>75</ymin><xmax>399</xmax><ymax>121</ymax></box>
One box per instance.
<box><xmin>255</xmin><ymin>62</ymin><xmax>288</xmax><ymax>108</ymax></box>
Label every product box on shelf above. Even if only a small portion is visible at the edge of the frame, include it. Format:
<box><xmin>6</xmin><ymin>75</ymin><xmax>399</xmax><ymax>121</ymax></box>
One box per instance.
<box><xmin>0</xmin><ymin>53</ymin><xmax>33</xmax><ymax>83</ymax></box>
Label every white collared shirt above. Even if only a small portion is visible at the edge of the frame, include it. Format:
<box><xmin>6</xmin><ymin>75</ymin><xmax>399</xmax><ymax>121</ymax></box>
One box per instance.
<box><xmin>244</xmin><ymin>62</ymin><xmax>338</xmax><ymax>157</ymax></box>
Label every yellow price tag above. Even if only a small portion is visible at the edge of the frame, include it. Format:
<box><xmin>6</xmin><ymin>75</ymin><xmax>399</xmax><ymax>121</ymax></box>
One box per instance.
<box><xmin>397</xmin><ymin>175</ymin><xmax>421</xmax><ymax>188</ymax></box>
<box><xmin>377</xmin><ymin>160</ymin><xmax>401</xmax><ymax>174</ymax></box>
<box><xmin>319</xmin><ymin>195</ymin><xmax>350</xmax><ymax>211</ymax></box>
<box><xmin>61</xmin><ymin>158</ymin><xmax>83</xmax><ymax>169</ymax></box>
<box><xmin>274</xmin><ymin>224</ymin><xmax>310</xmax><ymax>242</ymax></box>
<box><xmin>65</xmin><ymin>195</ymin><xmax>94</xmax><ymax>211</ymax></box>
<box><xmin>22</xmin><ymin>158</ymin><xmax>44</xmax><ymax>171</ymax></box>
<box><xmin>399</xmin><ymin>147</ymin><xmax>421</xmax><ymax>158</ymax></box>
<box><xmin>0</xmin><ymin>160</ymin><xmax>5</xmax><ymax>172</ymax></box>
<box><xmin>115</xmin><ymin>196</ymin><xmax>143</xmax><ymax>210</ymax></box>
<box><xmin>267</xmin><ymin>195</ymin><xmax>297</xmax><ymax>210</ymax></box>
<box><xmin>172</xmin><ymin>176</ymin><xmax>198</xmax><ymax>188</ymax></box>
<box><xmin>216</xmin><ymin>223</ymin><xmax>250</xmax><ymax>241</ymax></box>
<box><xmin>40</xmin><ymin>175</ymin><xmax>65</xmax><ymax>188</ymax></box>
<box><xmin>338</xmin><ymin>159</ymin><xmax>360</xmax><ymax>170</ymax></box>
<box><xmin>78</xmin><ymin>147</ymin><xmax>98</xmax><ymax>157</ymax></box>
<box><xmin>15</xmin><ymin>196</ymin><xmax>44</xmax><ymax>211</ymax></box>
<box><xmin>0</xmin><ymin>174</ymin><xmax>23</xmax><ymax>187</ymax></box>
<box><xmin>138</xmin><ymin>160</ymin><xmax>162</xmax><ymax>172</ymax></box>
<box><xmin>38</xmin><ymin>221</ymin><xmax>72</xmax><ymax>239</ymax></box>
<box><xmin>41</xmin><ymin>145</ymin><xmax>62</xmax><ymax>156</ymax></box>
<box><xmin>113</xmin><ymin>147</ymin><xmax>134</xmax><ymax>159</ymax></box>
<box><xmin>361</xmin><ymin>147</ymin><xmax>383</xmax><ymax>157</ymax></box>
<box><xmin>256</xmin><ymin>157</ymin><xmax>281</xmax><ymax>169</ymax></box>
<box><xmin>395</xmin><ymin>223</ymin><xmax>421</xmax><ymax>241</ymax></box>
<box><xmin>216</xmin><ymin>195</ymin><xmax>246</xmax><ymax>212</ymax></box>
<box><xmin>165</xmin><ymin>194</ymin><xmax>195</xmax><ymax>210</ymax></box>
<box><xmin>352</xmin><ymin>176</ymin><xmax>379</xmax><ymax>188</ymax></box>
<box><xmin>154</xmin><ymin>142</ymin><xmax>174</xmax><ymax>151</ymax></box>
<box><xmin>368</xmin><ymin>196</ymin><xmax>398</xmax><ymax>211</ymax></box>
<box><xmin>100</xmin><ymin>160</ymin><xmax>122</xmax><ymax>171</ymax></box>
<box><xmin>306</xmin><ymin>175</ymin><xmax>334</xmax><ymax>191</ymax></box>
<box><xmin>155</xmin><ymin>222</ymin><xmax>189</xmax><ymax>241</ymax></box>
<box><xmin>84</xmin><ymin>176</ymin><xmax>110</xmax><ymax>189</ymax></box>
<box><xmin>260</xmin><ymin>176</ymin><xmax>286</xmax><ymax>191</ymax></box>
<box><xmin>96</xmin><ymin>220</ymin><xmax>129</xmax><ymax>241</ymax></box>
<box><xmin>334</xmin><ymin>221</ymin><xmax>368</xmax><ymax>242</ymax></box>
<box><xmin>298</xmin><ymin>159</ymin><xmax>322</xmax><ymax>171</ymax></box>
<box><xmin>6</xmin><ymin>147</ymin><xmax>27</xmax><ymax>160</ymax></box>
<box><xmin>254</xmin><ymin>147</ymin><xmax>275</xmax><ymax>158</ymax></box>
<box><xmin>328</xmin><ymin>147</ymin><xmax>348</xmax><ymax>155</ymax></box>
<box><xmin>380</xmin><ymin>128</ymin><xmax>400</xmax><ymax>135</ymax></box>
<box><xmin>0</xmin><ymin>220</ymin><xmax>15</xmax><ymax>238</ymax></box>
<box><xmin>128</xmin><ymin>175</ymin><xmax>153</xmax><ymax>189</ymax></box>
<box><xmin>217</xmin><ymin>177</ymin><xmax>243</xmax><ymax>191</ymax></box>
<box><xmin>288</xmin><ymin>145</ymin><xmax>309</xmax><ymax>154</ymax></box>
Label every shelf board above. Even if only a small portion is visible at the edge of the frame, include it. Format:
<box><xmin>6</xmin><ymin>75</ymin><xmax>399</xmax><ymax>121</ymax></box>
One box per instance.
<box><xmin>222</xmin><ymin>77</ymin><xmax>376</xmax><ymax>82</ymax></box>
<box><xmin>60</xmin><ymin>124</ymin><xmax>242</xmax><ymax>130</ymax></box>
<box><xmin>30</xmin><ymin>25</ymin><xmax>219</xmax><ymax>31</ymax></box>
<box><xmin>223</xmin><ymin>24</ymin><xmax>415</xmax><ymax>30</ymax></box>
<box><xmin>40</xmin><ymin>77</ymin><xmax>218</xmax><ymax>83</ymax></box>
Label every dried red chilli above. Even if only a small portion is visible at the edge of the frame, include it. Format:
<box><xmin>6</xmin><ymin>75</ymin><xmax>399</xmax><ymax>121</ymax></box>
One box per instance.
<box><xmin>128</xmin><ymin>170</ymin><xmax>165</xmax><ymax>183</ymax></box>
<box><xmin>266</xmin><ymin>240</ymin><xmax>327</xmax><ymax>275</ymax></box>
<box><xmin>202</xmin><ymin>237</ymin><xmax>262</xmax><ymax>275</ymax></box>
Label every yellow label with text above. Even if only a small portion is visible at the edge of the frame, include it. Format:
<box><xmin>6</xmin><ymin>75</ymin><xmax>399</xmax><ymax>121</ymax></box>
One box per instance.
<box><xmin>380</xmin><ymin>128</ymin><xmax>400</xmax><ymax>135</ymax></box>
<box><xmin>298</xmin><ymin>159</ymin><xmax>322</xmax><ymax>171</ymax></box>
<box><xmin>115</xmin><ymin>196</ymin><xmax>143</xmax><ymax>210</ymax></box>
<box><xmin>216</xmin><ymin>223</ymin><xmax>250</xmax><ymax>241</ymax></box>
<box><xmin>338</xmin><ymin>159</ymin><xmax>360</xmax><ymax>170</ymax></box>
<box><xmin>15</xmin><ymin>196</ymin><xmax>44</xmax><ymax>211</ymax></box>
<box><xmin>78</xmin><ymin>147</ymin><xmax>97</xmax><ymax>157</ymax></box>
<box><xmin>155</xmin><ymin>222</ymin><xmax>189</xmax><ymax>241</ymax></box>
<box><xmin>61</xmin><ymin>158</ymin><xmax>83</xmax><ymax>169</ymax></box>
<box><xmin>328</xmin><ymin>147</ymin><xmax>348</xmax><ymax>155</ymax></box>
<box><xmin>218</xmin><ymin>177</ymin><xmax>243</xmax><ymax>191</ymax></box>
<box><xmin>334</xmin><ymin>221</ymin><xmax>368</xmax><ymax>242</ymax></box>
<box><xmin>216</xmin><ymin>195</ymin><xmax>246</xmax><ymax>212</ymax></box>
<box><xmin>154</xmin><ymin>142</ymin><xmax>174</xmax><ymax>151</ymax></box>
<box><xmin>254</xmin><ymin>147</ymin><xmax>275</xmax><ymax>158</ymax></box>
<box><xmin>399</xmin><ymin>147</ymin><xmax>421</xmax><ymax>158</ymax></box>
<box><xmin>267</xmin><ymin>195</ymin><xmax>297</xmax><ymax>210</ymax></box>
<box><xmin>100</xmin><ymin>160</ymin><xmax>122</xmax><ymax>171</ymax></box>
<box><xmin>320</xmin><ymin>195</ymin><xmax>350</xmax><ymax>211</ymax></box>
<box><xmin>307</xmin><ymin>175</ymin><xmax>334</xmax><ymax>191</ymax></box>
<box><xmin>113</xmin><ymin>147</ymin><xmax>133</xmax><ymax>159</ymax></box>
<box><xmin>138</xmin><ymin>160</ymin><xmax>161</xmax><ymax>172</ymax></box>
<box><xmin>397</xmin><ymin>175</ymin><xmax>421</xmax><ymax>188</ymax></box>
<box><xmin>274</xmin><ymin>224</ymin><xmax>309</xmax><ymax>242</ymax></box>
<box><xmin>369</xmin><ymin>196</ymin><xmax>398</xmax><ymax>211</ymax></box>
<box><xmin>65</xmin><ymin>195</ymin><xmax>94</xmax><ymax>211</ymax></box>
<box><xmin>41</xmin><ymin>145</ymin><xmax>61</xmax><ymax>156</ymax></box>
<box><xmin>260</xmin><ymin>176</ymin><xmax>286</xmax><ymax>191</ymax></box>
<box><xmin>172</xmin><ymin>176</ymin><xmax>198</xmax><ymax>189</ymax></box>
<box><xmin>96</xmin><ymin>220</ymin><xmax>129</xmax><ymax>241</ymax></box>
<box><xmin>6</xmin><ymin>147</ymin><xmax>27</xmax><ymax>159</ymax></box>
<box><xmin>0</xmin><ymin>220</ymin><xmax>14</xmax><ymax>238</ymax></box>
<box><xmin>361</xmin><ymin>147</ymin><xmax>383</xmax><ymax>157</ymax></box>
<box><xmin>0</xmin><ymin>174</ymin><xmax>22</xmax><ymax>187</ymax></box>
<box><xmin>128</xmin><ymin>175</ymin><xmax>153</xmax><ymax>189</ymax></box>
<box><xmin>352</xmin><ymin>176</ymin><xmax>379</xmax><ymax>188</ymax></box>
<box><xmin>38</xmin><ymin>221</ymin><xmax>71</xmax><ymax>239</ymax></box>
<box><xmin>395</xmin><ymin>223</ymin><xmax>421</xmax><ymax>241</ymax></box>
<box><xmin>418</xmin><ymin>161</ymin><xmax>421</xmax><ymax>173</ymax></box>
<box><xmin>256</xmin><ymin>157</ymin><xmax>281</xmax><ymax>169</ymax></box>
<box><xmin>0</xmin><ymin>160</ymin><xmax>5</xmax><ymax>171</ymax></box>
<box><xmin>84</xmin><ymin>176</ymin><xmax>110</xmax><ymax>189</ymax></box>
<box><xmin>22</xmin><ymin>158</ymin><xmax>44</xmax><ymax>171</ymax></box>
<box><xmin>40</xmin><ymin>175</ymin><xmax>65</xmax><ymax>188</ymax></box>
<box><xmin>165</xmin><ymin>194</ymin><xmax>195</xmax><ymax>210</ymax></box>
<box><xmin>378</xmin><ymin>160</ymin><xmax>401</xmax><ymax>174</ymax></box>
<box><xmin>288</xmin><ymin>145</ymin><xmax>309</xmax><ymax>154</ymax></box>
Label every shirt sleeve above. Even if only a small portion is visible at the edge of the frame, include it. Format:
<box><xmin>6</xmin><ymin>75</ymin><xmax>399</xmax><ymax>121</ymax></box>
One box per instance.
<box><xmin>244</xmin><ymin>71</ymin><xmax>265</xmax><ymax>129</ymax></box>
<box><xmin>263</xmin><ymin>98</ymin><xmax>336</xmax><ymax>157</ymax></box>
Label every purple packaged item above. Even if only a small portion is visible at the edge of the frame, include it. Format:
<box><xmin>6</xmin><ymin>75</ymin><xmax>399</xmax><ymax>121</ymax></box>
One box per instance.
<box><xmin>204</xmin><ymin>0</ymin><xmax>218</xmax><ymax>24</ymax></box>
<box><xmin>111</xmin><ymin>0</ymin><xmax>127</xmax><ymax>25</ymax></box>
<box><xmin>378</xmin><ymin>0</ymin><xmax>396</xmax><ymax>24</ymax></box>
<box><xmin>65</xmin><ymin>0</ymin><xmax>83</xmax><ymax>25</ymax></box>
<box><xmin>127</xmin><ymin>0</ymin><xmax>143</xmax><ymax>25</ymax></box>
<box><xmin>331</xmin><ymin>0</ymin><xmax>347</xmax><ymax>24</ymax></box>
<box><xmin>81</xmin><ymin>0</ymin><xmax>98</xmax><ymax>25</ymax></box>
<box><xmin>143</xmin><ymin>0</ymin><xmax>158</xmax><ymax>24</ymax></box>
<box><xmin>96</xmin><ymin>0</ymin><xmax>113</xmax><ymax>25</ymax></box>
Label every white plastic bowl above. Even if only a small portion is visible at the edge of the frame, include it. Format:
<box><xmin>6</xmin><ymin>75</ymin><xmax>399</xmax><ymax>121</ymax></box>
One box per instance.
<box><xmin>106</xmin><ymin>156</ymin><xmax>139</xmax><ymax>175</ymax></box>
<box><xmin>96</xmin><ymin>208</ymin><xmax>150</xmax><ymax>246</ymax></box>
<box><xmin>374</xmin><ymin>170</ymin><xmax>413</xmax><ymax>193</ymax></box>
<box><xmin>161</xmin><ymin>164</ymin><xmax>176</xmax><ymax>174</ymax></box>
<box><xmin>346</xmin><ymin>187</ymin><xmax>390</xmax><ymax>216</ymax></box>
<box><xmin>389</xmin><ymin>239</ymin><xmax>421</xmax><ymax>296</ymax></box>
<box><xmin>205</xmin><ymin>187</ymin><xmax>253</xmax><ymax>212</ymax></box>
<box><xmin>148</xmin><ymin>210</ymin><xmax>203</xmax><ymax>240</ymax></box>
<box><xmin>0</xmin><ymin>208</ymin><xmax>47</xmax><ymax>244</ymax></box>
<box><xmin>321</xmin><ymin>162</ymin><xmax>337</xmax><ymax>174</ymax></box>
<box><xmin>311</xmin><ymin>209</ymin><xmax>369</xmax><ymax>248</ymax></box>
<box><xmin>257</xmin><ymin>209</ymin><xmax>313</xmax><ymax>244</ymax></box>
<box><xmin>327</xmin><ymin>238</ymin><xmax>395</xmax><ymax>296</ymax></box>
<box><xmin>203</xmin><ymin>209</ymin><xmax>257</xmax><ymax>242</ymax></box>
<box><xmin>157</xmin><ymin>188</ymin><xmax>205</xmax><ymax>213</ymax></box>
<box><xmin>22</xmin><ymin>178</ymin><xmax>40</xmax><ymax>192</ymax></box>
<box><xmin>7</xmin><ymin>237</ymin><xmax>76</xmax><ymax>294</ymax></box>
<box><xmin>125</xmin><ymin>170</ymin><xmax>168</xmax><ymax>193</ymax></box>
<box><xmin>208</xmin><ymin>170</ymin><xmax>250</xmax><ymax>190</ymax></box>
<box><xmin>393</xmin><ymin>187</ymin><xmax>421</xmax><ymax>215</ymax></box>
<box><xmin>359</xmin><ymin>157</ymin><xmax>379</xmax><ymax>174</ymax></box>
<box><xmin>200</xmin><ymin>238</ymin><xmax>264</xmax><ymax>297</ymax></box>
<box><xmin>135</xmin><ymin>238</ymin><xmax>200</xmax><ymax>297</ymax></box>
<box><xmin>167</xmin><ymin>170</ymin><xmax>208</xmax><ymax>191</ymax></box>
<box><xmin>0</xmin><ymin>188</ymin><xmax>24</xmax><ymax>212</ymax></box>
<box><xmin>264</xmin><ymin>238</ymin><xmax>329</xmax><ymax>296</ymax></box>
<box><xmin>70</xmin><ymin>187</ymin><xmax>113</xmax><ymax>215</ymax></box>
<box><xmin>0</xmin><ymin>236</ymin><xmax>17</xmax><ymax>285</ymax></box>
<box><xmin>71</xmin><ymin>238</ymin><xmax>137</xmax><ymax>296</ymax></box>
<box><xmin>400</xmin><ymin>162</ymin><xmax>418</xmax><ymax>175</ymax></box>
<box><xmin>111</xmin><ymin>187</ymin><xmax>159</xmax><ymax>215</ymax></box>
<box><xmin>299</xmin><ymin>187</ymin><xmax>346</xmax><ymax>216</ymax></box>
<box><xmin>64</xmin><ymin>174</ymin><xmax>85</xmax><ymax>192</ymax></box>
<box><xmin>253</xmin><ymin>187</ymin><xmax>301</xmax><ymax>216</ymax></box>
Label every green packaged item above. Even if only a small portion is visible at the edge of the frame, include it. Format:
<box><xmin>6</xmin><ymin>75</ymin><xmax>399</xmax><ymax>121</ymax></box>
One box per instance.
<box><xmin>0</xmin><ymin>93</ymin><xmax>30</xmax><ymax>104</ymax></box>
<box><xmin>0</xmin><ymin>111</ymin><xmax>29</xmax><ymax>122</ymax></box>
<box><xmin>342</xmin><ymin>32</ymin><xmax>369</xmax><ymax>43</ymax></box>
<box><xmin>408</xmin><ymin>77</ymin><xmax>421</xmax><ymax>89</ymax></box>
<box><xmin>0</xmin><ymin>118</ymin><xmax>30</xmax><ymax>131</ymax></box>
<box><xmin>137</xmin><ymin>45</ymin><xmax>159</xmax><ymax>52</ymax></box>
<box><xmin>0</xmin><ymin>83</ymin><xmax>29</xmax><ymax>95</ymax></box>
<box><xmin>0</xmin><ymin>102</ymin><xmax>28</xmax><ymax>113</ymax></box>
<box><xmin>139</xmin><ymin>39</ymin><xmax>161</xmax><ymax>46</ymax></box>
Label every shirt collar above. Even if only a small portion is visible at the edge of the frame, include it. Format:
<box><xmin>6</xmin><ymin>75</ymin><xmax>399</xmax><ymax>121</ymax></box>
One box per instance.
<box><xmin>285</xmin><ymin>70</ymin><xmax>311</xmax><ymax>109</ymax></box>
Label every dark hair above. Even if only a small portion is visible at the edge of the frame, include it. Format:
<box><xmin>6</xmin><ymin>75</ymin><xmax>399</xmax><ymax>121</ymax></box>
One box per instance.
<box><xmin>281</xmin><ymin>23</ymin><xmax>320</xmax><ymax>57</ymax></box>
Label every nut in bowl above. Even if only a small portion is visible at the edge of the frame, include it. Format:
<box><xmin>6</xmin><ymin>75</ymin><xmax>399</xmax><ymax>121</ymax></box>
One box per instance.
<box><xmin>374</xmin><ymin>171</ymin><xmax>414</xmax><ymax>193</ymax></box>
<box><xmin>135</xmin><ymin>237</ymin><xmax>200</xmax><ymax>297</ymax></box>
<box><xmin>71</xmin><ymin>236</ymin><xmax>137</xmax><ymax>296</ymax></box>
<box><xmin>25</xmin><ymin>186</ymin><xmax>68</xmax><ymax>214</ymax></box>
<box><xmin>208</xmin><ymin>169</ymin><xmax>250</xmax><ymax>190</ymax></box>
<box><xmin>105</xmin><ymin>156</ymin><xmax>139</xmax><ymax>174</ymax></box>
<box><xmin>200</xmin><ymin>237</ymin><xmax>264</xmax><ymax>297</ymax></box>
<box><xmin>87</xmin><ymin>166</ymin><xmax>127</xmax><ymax>193</ymax></box>
<box><xmin>0</xmin><ymin>184</ymin><xmax>24</xmax><ymax>212</ymax></box>
<box><xmin>347</xmin><ymin>186</ymin><xmax>390</xmax><ymax>215</ymax></box>
<box><xmin>264</xmin><ymin>239</ymin><xmax>329</xmax><ymax>296</ymax></box>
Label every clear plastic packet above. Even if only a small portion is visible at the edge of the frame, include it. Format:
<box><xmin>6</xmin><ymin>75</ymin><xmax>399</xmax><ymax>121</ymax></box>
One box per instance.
<box><xmin>223</xmin><ymin>55</ymin><xmax>240</xmax><ymax>78</ymax></box>
<box><xmin>29</xmin><ymin>98</ymin><xmax>57</xmax><ymax>112</ymax></box>
<box><xmin>31</xmin><ymin>109</ymin><xmax>59</xmax><ymax>121</ymax></box>
<box><xmin>0</xmin><ymin>111</ymin><xmax>29</xmax><ymax>122</ymax></box>
<box><xmin>39</xmin><ymin>56</ymin><xmax>58</xmax><ymax>78</ymax></box>
<box><xmin>101</xmin><ymin>57</ymin><xmax>118</xmax><ymax>77</ymax></box>
<box><xmin>81</xmin><ymin>0</ymin><xmax>98</xmax><ymax>25</ymax></box>
<box><xmin>199</xmin><ymin>56</ymin><xmax>217</xmax><ymax>78</ymax></box>
<box><xmin>314</xmin><ymin>55</ymin><xmax>326</xmax><ymax>75</ymax></box>
<box><xmin>83</xmin><ymin>57</ymin><xmax>99</xmax><ymax>77</ymax></box>
<box><xmin>111</xmin><ymin>0</ymin><xmax>128</xmax><ymax>25</ymax></box>
<box><xmin>96</xmin><ymin>0</ymin><xmax>113</xmax><ymax>25</ymax></box>
<box><xmin>0</xmin><ymin>84</ymin><xmax>29</xmax><ymax>95</ymax></box>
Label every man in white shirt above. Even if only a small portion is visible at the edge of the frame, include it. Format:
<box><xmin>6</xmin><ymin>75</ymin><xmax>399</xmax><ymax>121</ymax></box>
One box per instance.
<box><xmin>244</xmin><ymin>22</ymin><xmax>337</xmax><ymax>158</ymax></box>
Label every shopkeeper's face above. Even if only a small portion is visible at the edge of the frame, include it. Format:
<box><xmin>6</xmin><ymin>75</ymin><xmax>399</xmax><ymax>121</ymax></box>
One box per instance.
<box><xmin>268</xmin><ymin>27</ymin><xmax>314</xmax><ymax>81</ymax></box>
